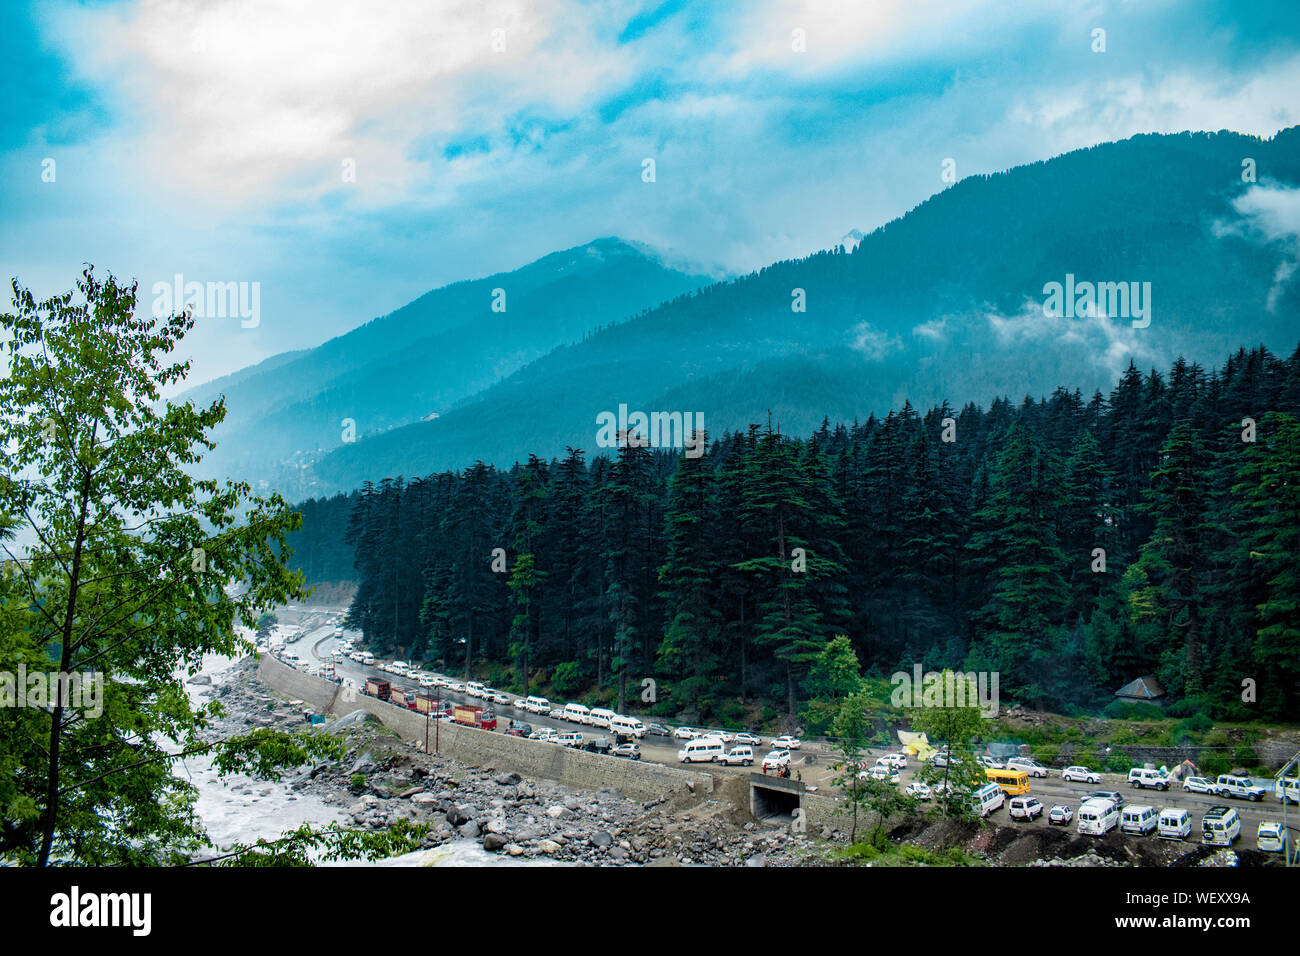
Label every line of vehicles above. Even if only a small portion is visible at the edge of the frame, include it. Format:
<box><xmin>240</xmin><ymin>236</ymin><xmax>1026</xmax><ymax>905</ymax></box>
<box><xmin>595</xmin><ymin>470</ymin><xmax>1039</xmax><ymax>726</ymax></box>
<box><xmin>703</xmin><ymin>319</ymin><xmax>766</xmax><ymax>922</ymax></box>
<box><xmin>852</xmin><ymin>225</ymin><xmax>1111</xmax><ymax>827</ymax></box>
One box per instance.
<box><xmin>904</xmin><ymin>753</ymin><xmax>1298</xmax><ymax>852</ymax></box>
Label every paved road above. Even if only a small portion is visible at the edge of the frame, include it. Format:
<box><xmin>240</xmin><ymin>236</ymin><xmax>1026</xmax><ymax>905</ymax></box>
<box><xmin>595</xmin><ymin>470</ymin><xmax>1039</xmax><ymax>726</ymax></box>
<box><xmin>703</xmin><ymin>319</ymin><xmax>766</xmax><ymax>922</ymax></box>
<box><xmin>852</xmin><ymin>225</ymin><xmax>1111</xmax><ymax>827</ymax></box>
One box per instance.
<box><xmin>278</xmin><ymin>616</ymin><xmax>1297</xmax><ymax>853</ymax></box>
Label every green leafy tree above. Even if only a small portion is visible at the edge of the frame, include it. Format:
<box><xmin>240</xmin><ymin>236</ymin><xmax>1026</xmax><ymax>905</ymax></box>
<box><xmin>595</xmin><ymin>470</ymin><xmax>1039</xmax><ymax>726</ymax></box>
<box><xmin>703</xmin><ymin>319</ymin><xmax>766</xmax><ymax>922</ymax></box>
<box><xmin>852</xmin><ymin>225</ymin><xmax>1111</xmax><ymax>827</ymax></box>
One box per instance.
<box><xmin>909</xmin><ymin>672</ymin><xmax>992</xmax><ymax>819</ymax></box>
<box><xmin>0</xmin><ymin>270</ymin><xmax>415</xmax><ymax>866</ymax></box>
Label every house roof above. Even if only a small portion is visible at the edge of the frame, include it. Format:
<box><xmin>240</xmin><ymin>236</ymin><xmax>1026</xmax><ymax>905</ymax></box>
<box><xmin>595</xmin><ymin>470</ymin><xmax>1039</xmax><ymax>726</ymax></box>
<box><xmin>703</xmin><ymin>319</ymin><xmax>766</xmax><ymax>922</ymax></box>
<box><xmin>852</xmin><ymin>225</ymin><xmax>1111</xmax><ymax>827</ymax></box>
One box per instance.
<box><xmin>1114</xmin><ymin>675</ymin><xmax>1167</xmax><ymax>700</ymax></box>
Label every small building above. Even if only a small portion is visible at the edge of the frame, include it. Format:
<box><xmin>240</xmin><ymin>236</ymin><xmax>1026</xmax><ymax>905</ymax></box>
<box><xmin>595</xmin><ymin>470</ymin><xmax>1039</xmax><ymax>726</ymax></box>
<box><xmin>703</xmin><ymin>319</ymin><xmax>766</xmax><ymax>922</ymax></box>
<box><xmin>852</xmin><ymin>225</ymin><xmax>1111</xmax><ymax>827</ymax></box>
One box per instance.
<box><xmin>1114</xmin><ymin>675</ymin><xmax>1167</xmax><ymax>705</ymax></box>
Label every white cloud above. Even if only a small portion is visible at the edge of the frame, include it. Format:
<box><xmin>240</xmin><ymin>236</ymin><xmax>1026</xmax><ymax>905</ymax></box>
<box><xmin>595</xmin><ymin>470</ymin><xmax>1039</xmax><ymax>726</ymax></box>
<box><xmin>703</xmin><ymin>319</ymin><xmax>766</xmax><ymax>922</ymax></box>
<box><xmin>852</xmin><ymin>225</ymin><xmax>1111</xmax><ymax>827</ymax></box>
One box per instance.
<box><xmin>50</xmin><ymin>0</ymin><xmax>640</xmax><ymax>204</ymax></box>
<box><xmin>848</xmin><ymin>321</ymin><xmax>902</xmax><ymax>360</ymax></box>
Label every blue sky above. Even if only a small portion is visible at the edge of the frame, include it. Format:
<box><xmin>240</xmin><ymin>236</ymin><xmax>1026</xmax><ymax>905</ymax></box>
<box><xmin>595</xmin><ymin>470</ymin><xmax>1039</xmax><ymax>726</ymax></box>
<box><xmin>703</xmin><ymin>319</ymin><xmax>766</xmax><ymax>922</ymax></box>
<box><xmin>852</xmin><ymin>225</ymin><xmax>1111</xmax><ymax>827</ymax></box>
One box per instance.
<box><xmin>2</xmin><ymin>0</ymin><xmax>1299</xmax><ymax>387</ymax></box>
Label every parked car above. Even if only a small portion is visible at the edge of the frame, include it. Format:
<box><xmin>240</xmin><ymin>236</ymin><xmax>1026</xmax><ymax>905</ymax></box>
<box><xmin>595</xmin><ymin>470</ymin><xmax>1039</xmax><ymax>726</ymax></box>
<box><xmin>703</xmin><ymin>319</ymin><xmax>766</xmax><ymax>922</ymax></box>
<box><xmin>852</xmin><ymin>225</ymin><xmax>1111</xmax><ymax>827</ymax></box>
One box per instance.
<box><xmin>1009</xmin><ymin>796</ymin><xmax>1045</xmax><ymax>821</ymax></box>
<box><xmin>1062</xmin><ymin>766</ymin><xmax>1102</xmax><ymax>784</ymax></box>
<box><xmin>1048</xmin><ymin>804</ymin><xmax>1074</xmax><ymax>826</ymax></box>
<box><xmin>491</xmin><ymin>692</ymin><xmax>511</xmax><ymax>705</ymax></box>
<box><xmin>646</xmin><ymin>722</ymin><xmax>671</xmax><ymax>737</ymax></box>
<box><xmin>702</xmin><ymin>729</ymin><xmax>735</xmax><ymax>744</ymax></box>
<box><xmin>718</xmin><ymin>745</ymin><xmax>755</xmax><ymax>767</ymax></box>
<box><xmin>1128</xmin><ymin>767</ymin><xmax>1171</xmax><ymax>791</ymax></box>
<box><xmin>1087</xmin><ymin>790</ymin><xmax>1125</xmax><ymax>810</ymax></box>
<box><xmin>1215</xmin><ymin>774</ymin><xmax>1267</xmax><ymax>801</ymax></box>
<box><xmin>762</xmin><ymin>750</ymin><xmax>791</xmax><ymax>772</ymax></box>
<box><xmin>548</xmin><ymin>707</ymin><xmax>567</xmax><ymax>720</ymax></box>
<box><xmin>673</xmin><ymin>726</ymin><xmax>700</xmax><ymax>741</ymax></box>
<box><xmin>529</xmin><ymin>727</ymin><xmax>559</xmax><ymax>742</ymax></box>
<box><xmin>1157</xmin><ymin>807</ymin><xmax>1192</xmax><ymax>840</ymax></box>
<box><xmin>771</xmin><ymin>735</ymin><xmax>802</xmax><ymax>750</ymax></box>
<box><xmin>1256</xmin><ymin>821</ymin><xmax>1288</xmax><ymax>853</ymax></box>
<box><xmin>1202</xmin><ymin>806</ymin><xmax>1242</xmax><ymax>846</ymax></box>
<box><xmin>1120</xmin><ymin>804</ymin><xmax>1159</xmax><ymax>835</ymax></box>
<box><xmin>505</xmin><ymin>720</ymin><xmax>532</xmax><ymax>737</ymax></box>
<box><xmin>557</xmin><ymin>732</ymin><xmax>583</xmax><ymax>748</ymax></box>
<box><xmin>1006</xmin><ymin>757</ymin><xmax>1050</xmax><ymax>778</ymax></box>
<box><xmin>976</xmin><ymin>754</ymin><xmax>1006</xmax><ymax>770</ymax></box>
<box><xmin>878</xmin><ymin>752</ymin><xmax>909</xmax><ymax>769</ymax></box>
<box><xmin>865</xmin><ymin>764</ymin><xmax>899</xmax><ymax>783</ymax></box>
<box><xmin>905</xmin><ymin>781</ymin><xmax>932</xmax><ymax>799</ymax></box>
<box><xmin>732</xmin><ymin>732</ymin><xmax>762</xmax><ymax>747</ymax></box>
<box><xmin>612</xmin><ymin>741</ymin><xmax>641</xmax><ymax>760</ymax></box>
<box><xmin>1182</xmin><ymin>776</ymin><xmax>1214</xmax><ymax>794</ymax></box>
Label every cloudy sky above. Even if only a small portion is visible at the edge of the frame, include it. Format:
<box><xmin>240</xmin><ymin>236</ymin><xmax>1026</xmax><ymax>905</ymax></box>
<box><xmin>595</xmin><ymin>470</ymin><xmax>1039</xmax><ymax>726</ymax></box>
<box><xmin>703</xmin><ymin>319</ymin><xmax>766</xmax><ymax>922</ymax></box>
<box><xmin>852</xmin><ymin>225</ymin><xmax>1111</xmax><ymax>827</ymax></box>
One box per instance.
<box><xmin>2</xmin><ymin>0</ymin><xmax>1298</xmax><ymax>387</ymax></box>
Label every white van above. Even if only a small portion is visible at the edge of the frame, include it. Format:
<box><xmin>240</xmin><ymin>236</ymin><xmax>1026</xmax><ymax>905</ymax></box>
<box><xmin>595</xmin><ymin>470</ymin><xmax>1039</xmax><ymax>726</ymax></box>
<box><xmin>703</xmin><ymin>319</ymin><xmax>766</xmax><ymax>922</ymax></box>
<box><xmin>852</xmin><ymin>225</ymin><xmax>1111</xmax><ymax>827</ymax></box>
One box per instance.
<box><xmin>1120</xmin><ymin>804</ymin><xmax>1158</xmax><ymax>835</ymax></box>
<box><xmin>609</xmin><ymin>715</ymin><xmax>646</xmax><ymax>738</ymax></box>
<box><xmin>1157</xmin><ymin>807</ymin><xmax>1192</xmax><ymax>840</ymax></box>
<box><xmin>588</xmin><ymin>708</ymin><xmax>617</xmax><ymax>729</ymax></box>
<box><xmin>1276</xmin><ymin>776</ymin><xmax>1299</xmax><ymax>805</ymax></box>
<box><xmin>1201</xmin><ymin>806</ymin><xmax>1241</xmax><ymax>846</ymax></box>
<box><xmin>359</xmin><ymin>652</ymin><xmax>375</xmax><ymax>665</ymax></box>
<box><xmin>562</xmin><ymin>703</ymin><xmax>591</xmax><ymax>725</ymax></box>
<box><xmin>1077</xmin><ymin>798</ymin><xmax>1120</xmax><ymax>835</ymax></box>
<box><xmin>524</xmin><ymin>695</ymin><xmax>551</xmax><ymax>715</ymax></box>
<box><xmin>465</xmin><ymin>681</ymin><xmax>486</xmax><ymax>698</ymax></box>
<box><xmin>678</xmin><ymin>737</ymin><xmax>726</xmax><ymax>764</ymax></box>
<box><xmin>971</xmin><ymin>783</ymin><xmax>1005</xmax><ymax>818</ymax></box>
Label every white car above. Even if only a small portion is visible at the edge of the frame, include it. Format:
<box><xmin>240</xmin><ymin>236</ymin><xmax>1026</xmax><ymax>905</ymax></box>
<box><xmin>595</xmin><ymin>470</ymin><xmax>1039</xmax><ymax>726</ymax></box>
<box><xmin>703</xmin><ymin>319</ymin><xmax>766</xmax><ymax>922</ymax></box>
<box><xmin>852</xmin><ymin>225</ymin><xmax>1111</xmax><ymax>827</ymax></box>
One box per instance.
<box><xmin>864</xmin><ymin>764</ymin><xmax>899</xmax><ymax>783</ymax></box>
<box><xmin>557</xmin><ymin>732</ymin><xmax>583</xmax><ymax>748</ymax></box>
<box><xmin>1257</xmin><ymin>822</ymin><xmax>1288</xmax><ymax>853</ymax></box>
<box><xmin>762</xmin><ymin>750</ymin><xmax>791</xmax><ymax>772</ymax></box>
<box><xmin>492</xmin><ymin>692</ymin><xmax>511</xmax><ymax>705</ymax></box>
<box><xmin>1048</xmin><ymin>804</ymin><xmax>1074</xmax><ymax>825</ymax></box>
<box><xmin>1182</xmin><ymin>776</ymin><xmax>1213</xmax><ymax>793</ymax></box>
<box><xmin>878</xmin><ymin>752</ymin><xmax>908</xmax><ymax>769</ymax></box>
<box><xmin>905</xmin><ymin>781</ymin><xmax>932</xmax><ymax>799</ymax></box>
<box><xmin>1009</xmin><ymin>796</ymin><xmax>1045</xmax><ymax>821</ymax></box>
<box><xmin>702</xmin><ymin>730</ymin><xmax>735</xmax><ymax>744</ymax></box>
<box><xmin>733</xmin><ymin>732</ymin><xmax>762</xmax><ymax>746</ymax></box>
<box><xmin>418</xmin><ymin>675</ymin><xmax>437</xmax><ymax>688</ymax></box>
<box><xmin>976</xmin><ymin>754</ymin><xmax>1005</xmax><ymax>770</ymax></box>
<box><xmin>1062</xmin><ymin>766</ymin><xmax>1102</xmax><ymax>784</ymax></box>
<box><xmin>771</xmin><ymin>735</ymin><xmax>802</xmax><ymax>750</ymax></box>
<box><xmin>673</xmin><ymin>726</ymin><xmax>700</xmax><ymax>741</ymax></box>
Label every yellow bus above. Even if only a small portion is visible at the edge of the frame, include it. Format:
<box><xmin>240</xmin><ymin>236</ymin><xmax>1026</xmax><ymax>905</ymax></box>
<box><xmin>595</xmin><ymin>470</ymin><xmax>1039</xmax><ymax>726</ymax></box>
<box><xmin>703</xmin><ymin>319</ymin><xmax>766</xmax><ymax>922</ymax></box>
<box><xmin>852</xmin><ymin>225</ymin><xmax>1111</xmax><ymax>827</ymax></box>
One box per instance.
<box><xmin>986</xmin><ymin>768</ymin><xmax>1031</xmax><ymax>796</ymax></box>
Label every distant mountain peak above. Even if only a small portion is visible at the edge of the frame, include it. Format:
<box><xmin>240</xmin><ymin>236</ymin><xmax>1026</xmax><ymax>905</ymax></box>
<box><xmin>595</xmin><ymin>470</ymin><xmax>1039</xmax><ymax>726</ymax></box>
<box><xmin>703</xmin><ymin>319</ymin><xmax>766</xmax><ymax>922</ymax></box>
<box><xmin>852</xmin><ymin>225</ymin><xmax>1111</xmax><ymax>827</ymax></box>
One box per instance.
<box><xmin>838</xmin><ymin>229</ymin><xmax>866</xmax><ymax>252</ymax></box>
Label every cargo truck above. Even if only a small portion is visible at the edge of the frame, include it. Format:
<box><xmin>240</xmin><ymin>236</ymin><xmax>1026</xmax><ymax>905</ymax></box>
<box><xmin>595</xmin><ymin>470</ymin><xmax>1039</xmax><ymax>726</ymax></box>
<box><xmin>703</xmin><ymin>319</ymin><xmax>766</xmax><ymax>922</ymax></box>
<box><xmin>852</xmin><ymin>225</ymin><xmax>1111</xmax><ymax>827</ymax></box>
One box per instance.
<box><xmin>453</xmin><ymin>704</ymin><xmax>497</xmax><ymax>731</ymax></box>
<box><xmin>363</xmin><ymin>678</ymin><xmax>391</xmax><ymax>701</ymax></box>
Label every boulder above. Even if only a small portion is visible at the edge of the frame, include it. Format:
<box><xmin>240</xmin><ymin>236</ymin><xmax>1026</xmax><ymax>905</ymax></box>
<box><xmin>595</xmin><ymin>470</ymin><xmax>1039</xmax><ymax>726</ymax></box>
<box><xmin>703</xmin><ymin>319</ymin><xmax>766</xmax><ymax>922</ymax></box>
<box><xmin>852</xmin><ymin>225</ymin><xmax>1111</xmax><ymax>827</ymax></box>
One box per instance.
<box><xmin>483</xmin><ymin>833</ymin><xmax>509</xmax><ymax>852</ymax></box>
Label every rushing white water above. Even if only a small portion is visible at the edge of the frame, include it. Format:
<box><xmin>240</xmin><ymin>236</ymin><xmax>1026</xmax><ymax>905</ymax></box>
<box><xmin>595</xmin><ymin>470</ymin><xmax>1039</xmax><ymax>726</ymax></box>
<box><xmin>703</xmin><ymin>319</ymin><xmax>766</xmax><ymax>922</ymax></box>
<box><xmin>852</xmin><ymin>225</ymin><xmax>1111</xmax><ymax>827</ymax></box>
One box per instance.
<box><xmin>179</xmin><ymin>644</ymin><xmax>564</xmax><ymax>866</ymax></box>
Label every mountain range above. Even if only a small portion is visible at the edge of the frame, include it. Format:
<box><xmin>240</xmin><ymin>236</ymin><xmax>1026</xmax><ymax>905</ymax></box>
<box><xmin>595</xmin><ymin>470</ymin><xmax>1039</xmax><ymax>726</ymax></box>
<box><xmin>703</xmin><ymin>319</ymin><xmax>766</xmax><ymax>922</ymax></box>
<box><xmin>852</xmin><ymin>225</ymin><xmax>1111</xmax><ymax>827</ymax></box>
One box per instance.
<box><xmin>185</xmin><ymin>127</ymin><xmax>1300</xmax><ymax>496</ymax></box>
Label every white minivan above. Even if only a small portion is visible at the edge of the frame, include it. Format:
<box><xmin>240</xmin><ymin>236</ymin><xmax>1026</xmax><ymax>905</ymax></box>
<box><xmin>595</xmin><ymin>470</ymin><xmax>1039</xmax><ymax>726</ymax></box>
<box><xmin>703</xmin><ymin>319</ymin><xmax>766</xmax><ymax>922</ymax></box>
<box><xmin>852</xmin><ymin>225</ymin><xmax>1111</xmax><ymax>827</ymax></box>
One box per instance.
<box><xmin>588</xmin><ymin>708</ymin><xmax>617</xmax><ymax>729</ymax></box>
<box><xmin>465</xmin><ymin>681</ymin><xmax>486</xmax><ymax>698</ymax></box>
<box><xmin>1077</xmin><ymin>798</ymin><xmax>1120</xmax><ymax>835</ymax></box>
<box><xmin>678</xmin><ymin>737</ymin><xmax>726</xmax><ymax>764</ymax></box>
<box><xmin>1120</xmin><ymin>804</ymin><xmax>1158</xmax><ymax>835</ymax></box>
<box><xmin>971</xmin><ymin>783</ymin><xmax>1005</xmax><ymax>818</ymax></box>
<box><xmin>524</xmin><ymin>695</ymin><xmax>551</xmax><ymax>714</ymax></box>
<box><xmin>1157</xmin><ymin>807</ymin><xmax>1192</xmax><ymax>840</ymax></box>
<box><xmin>562</xmin><ymin>702</ymin><xmax>591</xmax><ymax>725</ymax></box>
<box><xmin>609</xmin><ymin>715</ymin><xmax>646</xmax><ymax>738</ymax></box>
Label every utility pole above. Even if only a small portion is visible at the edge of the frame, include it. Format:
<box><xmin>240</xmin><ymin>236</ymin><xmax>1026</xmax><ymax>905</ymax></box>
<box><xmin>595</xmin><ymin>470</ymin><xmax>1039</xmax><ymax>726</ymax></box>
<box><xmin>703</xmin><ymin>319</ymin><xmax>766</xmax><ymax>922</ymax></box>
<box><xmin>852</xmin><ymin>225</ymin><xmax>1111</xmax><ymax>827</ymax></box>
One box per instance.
<box><xmin>1278</xmin><ymin>751</ymin><xmax>1299</xmax><ymax>867</ymax></box>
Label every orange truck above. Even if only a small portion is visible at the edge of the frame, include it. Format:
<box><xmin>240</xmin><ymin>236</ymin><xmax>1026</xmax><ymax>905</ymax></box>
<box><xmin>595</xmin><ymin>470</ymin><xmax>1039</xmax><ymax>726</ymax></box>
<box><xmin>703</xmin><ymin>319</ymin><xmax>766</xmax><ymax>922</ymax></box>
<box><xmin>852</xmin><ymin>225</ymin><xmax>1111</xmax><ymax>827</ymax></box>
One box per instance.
<box><xmin>389</xmin><ymin>687</ymin><xmax>418</xmax><ymax>710</ymax></box>
<box><xmin>453</xmin><ymin>704</ymin><xmax>497</xmax><ymax>731</ymax></box>
<box><xmin>363</xmin><ymin>678</ymin><xmax>390</xmax><ymax>701</ymax></box>
<box><xmin>413</xmin><ymin>696</ymin><xmax>451</xmax><ymax>718</ymax></box>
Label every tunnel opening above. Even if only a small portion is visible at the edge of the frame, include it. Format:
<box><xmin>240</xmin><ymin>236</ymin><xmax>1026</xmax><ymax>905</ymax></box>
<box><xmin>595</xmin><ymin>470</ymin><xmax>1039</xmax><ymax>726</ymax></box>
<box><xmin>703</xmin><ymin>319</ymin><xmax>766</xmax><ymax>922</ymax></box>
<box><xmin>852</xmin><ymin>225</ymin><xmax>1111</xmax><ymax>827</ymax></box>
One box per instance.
<box><xmin>750</xmin><ymin>775</ymin><xmax>803</xmax><ymax>826</ymax></box>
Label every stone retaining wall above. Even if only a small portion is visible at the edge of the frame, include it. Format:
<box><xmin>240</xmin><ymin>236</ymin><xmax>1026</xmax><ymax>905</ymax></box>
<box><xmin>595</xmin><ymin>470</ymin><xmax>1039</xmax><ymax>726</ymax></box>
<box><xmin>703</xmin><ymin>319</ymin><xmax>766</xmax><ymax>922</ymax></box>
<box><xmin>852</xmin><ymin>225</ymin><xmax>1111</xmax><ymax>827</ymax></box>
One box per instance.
<box><xmin>256</xmin><ymin>655</ymin><xmax>714</xmax><ymax>802</ymax></box>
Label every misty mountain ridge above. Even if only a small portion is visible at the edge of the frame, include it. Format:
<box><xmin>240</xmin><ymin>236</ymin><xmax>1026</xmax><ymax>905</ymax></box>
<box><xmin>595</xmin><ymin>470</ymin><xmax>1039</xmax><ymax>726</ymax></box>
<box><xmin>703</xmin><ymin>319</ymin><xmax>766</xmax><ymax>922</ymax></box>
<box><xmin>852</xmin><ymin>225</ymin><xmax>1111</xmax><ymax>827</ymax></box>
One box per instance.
<box><xmin>197</xmin><ymin>127</ymin><xmax>1300</xmax><ymax>496</ymax></box>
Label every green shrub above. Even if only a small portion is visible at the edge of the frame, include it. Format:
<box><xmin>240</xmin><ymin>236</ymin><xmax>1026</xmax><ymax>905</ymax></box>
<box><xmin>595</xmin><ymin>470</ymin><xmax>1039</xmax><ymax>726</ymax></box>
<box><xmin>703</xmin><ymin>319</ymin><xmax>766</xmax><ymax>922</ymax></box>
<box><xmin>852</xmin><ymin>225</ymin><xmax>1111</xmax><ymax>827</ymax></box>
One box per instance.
<box><xmin>350</xmin><ymin>774</ymin><xmax>366</xmax><ymax>793</ymax></box>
